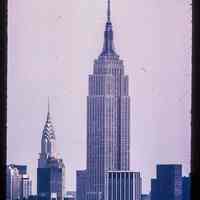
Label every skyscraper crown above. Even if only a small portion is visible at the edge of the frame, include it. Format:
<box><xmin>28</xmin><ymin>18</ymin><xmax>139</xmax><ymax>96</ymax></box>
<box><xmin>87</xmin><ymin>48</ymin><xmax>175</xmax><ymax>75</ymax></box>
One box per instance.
<box><xmin>40</xmin><ymin>100</ymin><xmax>56</xmax><ymax>159</ymax></box>
<box><xmin>42</xmin><ymin>100</ymin><xmax>55</xmax><ymax>140</ymax></box>
<box><xmin>100</xmin><ymin>0</ymin><xmax>118</xmax><ymax>57</ymax></box>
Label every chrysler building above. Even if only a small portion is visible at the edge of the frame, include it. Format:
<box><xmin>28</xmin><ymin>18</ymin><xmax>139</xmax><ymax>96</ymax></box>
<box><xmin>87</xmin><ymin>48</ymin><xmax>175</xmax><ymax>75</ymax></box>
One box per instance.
<box><xmin>37</xmin><ymin>102</ymin><xmax>65</xmax><ymax>200</ymax></box>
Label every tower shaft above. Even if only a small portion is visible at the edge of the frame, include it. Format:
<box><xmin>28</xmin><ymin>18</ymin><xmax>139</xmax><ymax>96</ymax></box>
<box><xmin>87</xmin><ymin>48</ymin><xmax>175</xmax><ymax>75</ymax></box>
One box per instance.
<box><xmin>86</xmin><ymin>1</ymin><xmax>130</xmax><ymax>199</ymax></box>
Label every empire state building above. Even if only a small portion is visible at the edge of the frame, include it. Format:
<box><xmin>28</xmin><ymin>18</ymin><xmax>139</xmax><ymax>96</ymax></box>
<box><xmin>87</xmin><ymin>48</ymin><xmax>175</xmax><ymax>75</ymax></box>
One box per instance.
<box><xmin>77</xmin><ymin>0</ymin><xmax>131</xmax><ymax>199</ymax></box>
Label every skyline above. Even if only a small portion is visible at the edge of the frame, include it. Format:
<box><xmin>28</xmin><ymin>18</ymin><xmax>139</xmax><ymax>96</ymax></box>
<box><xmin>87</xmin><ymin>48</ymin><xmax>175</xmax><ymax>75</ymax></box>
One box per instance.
<box><xmin>7</xmin><ymin>0</ymin><xmax>191</xmax><ymax>194</ymax></box>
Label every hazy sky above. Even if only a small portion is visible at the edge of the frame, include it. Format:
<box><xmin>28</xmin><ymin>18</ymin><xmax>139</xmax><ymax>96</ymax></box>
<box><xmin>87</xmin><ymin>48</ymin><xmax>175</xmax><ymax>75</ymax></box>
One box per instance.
<box><xmin>8</xmin><ymin>0</ymin><xmax>191</xmax><ymax>194</ymax></box>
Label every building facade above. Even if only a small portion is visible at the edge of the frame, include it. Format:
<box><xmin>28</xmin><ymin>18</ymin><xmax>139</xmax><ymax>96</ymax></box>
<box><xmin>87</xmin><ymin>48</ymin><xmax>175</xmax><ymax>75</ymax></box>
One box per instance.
<box><xmin>7</xmin><ymin>165</ymin><xmax>21</xmax><ymax>200</ymax></box>
<box><xmin>141</xmin><ymin>194</ymin><xmax>150</xmax><ymax>200</ymax></box>
<box><xmin>182</xmin><ymin>177</ymin><xmax>191</xmax><ymax>200</ymax></box>
<box><xmin>104</xmin><ymin>171</ymin><xmax>141</xmax><ymax>200</ymax></box>
<box><xmin>14</xmin><ymin>165</ymin><xmax>27</xmax><ymax>175</ymax></box>
<box><xmin>77</xmin><ymin>0</ymin><xmax>130</xmax><ymax>199</ymax></box>
<box><xmin>64</xmin><ymin>191</ymin><xmax>76</xmax><ymax>200</ymax></box>
<box><xmin>151</xmin><ymin>165</ymin><xmax>182</xmax><ymax>200</ymax></box>
<box><xmin>21</xmin><ymin>174</ymin><xmax>32</xmax><ymax>199</ymax></box>
<box><xmin>76</xmin><ymin>170</ymin><xmax>87</xmax><ymax>200</ymax></box>
<box><xmin>15</xmin><ymin>165</ymin><xmax>32</xmax><ymax>199</ymax></box>
<box><xmin>7</xmin><ymin>165</ymin><xmax>32</xmax><ymax>200</ymax></box>
<box><xmin>37</xmin><ymin>104</ymin><xmax>65</xmax><ymax>200</ymax></box>
<box><xmin>150</xmin><ymin>178</ymin><xmax>158</xmax><ymax>200</ymax></box>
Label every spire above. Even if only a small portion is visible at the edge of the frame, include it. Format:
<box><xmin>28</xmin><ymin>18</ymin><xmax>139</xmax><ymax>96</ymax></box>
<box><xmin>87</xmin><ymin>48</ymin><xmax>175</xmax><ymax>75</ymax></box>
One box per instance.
<box><xmin>100</xmin><ymin>0</ymin><xmax>117</xmax><ymax>57</ymax></box>
<box><xmin>40</xmin><ymin>99</ymin><xmax>56</xmax><ymax>158</ymax></box>
<box><xmin>47</xmin><ymin>97</ymin><xmax>51</xmax><ymax>122</ymax></box>
<box><xmin>44</xmin><ymin>98</ymin><xmax>55</xmax><ymax>140</ymax></box>
<box><xmin>107</xmin><ymin>0</ymin><xmax>111</xmax><ymax>22</ymax></box>
<box><xmin>48</xmin><ymin>97</ymin><xmax>50</xmax><ymax>114</ymax></box>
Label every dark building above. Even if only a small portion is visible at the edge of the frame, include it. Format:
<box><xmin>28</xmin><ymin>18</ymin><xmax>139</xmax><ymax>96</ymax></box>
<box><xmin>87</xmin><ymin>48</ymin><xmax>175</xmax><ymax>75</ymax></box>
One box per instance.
<box><xmin>151</xmin><ymin>165</ymin><xmax>182</xmax><ymax>200</ymax></box>
<box><xmin>76</xmin><ymin>170</ymin><xmax>87</xmax><ymax>200</ymax></box>
<box><xmin>182</xmin><ymin>177</ymin><xmax>190</xmax><ymax>200</ymax></box>
<box><xmin>28</xmin><ymin>195</ymin><xmax>38</xmax><ymax>200</ymax></box>
<box><xmin>104</xmin><ymin>171</ymin><xmax>141</xmax><ymax>200</ymax></box>
<box><xmin>150</xmin><ymin>178</ymin><xmax>158</xmax><ymax>200</ymax></box>
<box><xmin>14</xmin><ymin>165</ymin><xmax>27</xmax><ymax>175</ymax></box>
<box><xmin>37</xmin><ymin>103</ymin><xmax>65</xmax><ymax>200</ymax></box>
<box><xmin>141</xmin><ymin>194</ymin><xmax>150</xmax><ymax>200</ymax></box>
<box><xmin>64</xmin><ymin>198</ymin><xmax>75</xmax><ymax>200</ymax></box>
<box><xmin>37</xmin><ymin>158</ymin><xmax>65</xmax><ymax>200</ymax></box>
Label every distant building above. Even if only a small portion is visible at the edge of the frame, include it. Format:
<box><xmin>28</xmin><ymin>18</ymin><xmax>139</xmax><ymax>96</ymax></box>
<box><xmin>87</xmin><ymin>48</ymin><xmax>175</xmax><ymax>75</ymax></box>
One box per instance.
<box><xmin>150</xmin><ymin>178</ymin><xmax>158</xmax><ymax>200</ymax></box>
<box><xmin>21</xmin><ymin>174</ymin><xmax>32</xmax><ymax>199</ymax></box>
<box><xmin>64</xmin><ymin>191</ymin><xmax>76</xmax><ymax>200</ymax></box>
<box><xmin>7</xmin><ymin>164</ymin><xmax>32</xmax><ymax>200</ymax></box>
<box><xmin>64</xmin><ymin>198</ymin><xmax>75</xmax><ymax>200</ymax></box>
<box><xmin>76</xmin><ymin>170</ymin><xmax>87</xmax><ymax>200</ymax></box>
<box><xmin>28</xmin><ymin>195</ymin><xmax>38</xmax><ymax>200</ymax></box>
<box><xmin>14</xmin><ymin>165</ymin><xmax>32</xmax><ymax>199</ymax></box>
<box><xmin>182</xmin><ymin>177</ymin><xmax>191</xmax><ymax>200</ymax></box>
<box><xmin>7</xmin><ymin>165</ymin><xmax>21</xmax><ymax>200</ymax></box>
<box><xmin>104</xmin><ymin>171</ymin><xmax>141</xmax><ymax>200</ymax></box>
<box><xmin>141</xmin><ymin>194</ymin><xmax>150</xmax><ymax>200</ymax></box>
<box><xmin>151</xmin><ymin>164</ymin><xmax>182</xmax><ymax>200</ymax></box>
<box><xmin>65</xmin><ymin>191</ymin><xmax>76</xmax><ymax>200</ymax></box>
<box><xmin>37</xmin><ymin>103</ymin><xmax>65</xmax><ymax>200</ymax></box>
<box><xmin>64</xmin><ymin>197</ymin><xmax>75</xmax><ymax>200</ymax></box>
<box><xmin>14</xmin><ymin>165</ymin><xmax>27</xmax><ymax>175</ymax></box>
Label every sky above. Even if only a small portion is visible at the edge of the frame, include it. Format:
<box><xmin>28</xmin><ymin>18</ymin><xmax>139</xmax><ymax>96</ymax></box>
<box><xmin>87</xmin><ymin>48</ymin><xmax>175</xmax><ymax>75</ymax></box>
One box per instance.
<box><xmin>8</xmin><ymin>0</ymin><xmax>191</xmax><ymax>194</ymax></box>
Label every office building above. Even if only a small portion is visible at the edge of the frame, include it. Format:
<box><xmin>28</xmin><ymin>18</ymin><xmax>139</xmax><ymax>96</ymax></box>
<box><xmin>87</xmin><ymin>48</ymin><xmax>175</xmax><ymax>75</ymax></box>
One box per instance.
<box><xmin>14</xmin><ymin>165</ymin><xmax>32</xmax><ymax>199</ymax></box>
<box><xmin>6</xmin><ymin>165</ymin><xmax>21</xmax><ymax>200</ymax></box>
<box><xmin>141</xmin><ymin>194</ymin><xmax>150</xmax><ymax>200</ymax></box>
<box><xmin>37</xmin><ymin>103</ymin><xmax>65</xmax><ymax>200</ymax></box>
<box><xmin>14</xmin><ymin>165</ymin><xmax>27</xmax><ymax>175</ymax></box>
<box><xmin>64</xmin><ymin>191</ymin><xmax>76</xmax><ymax>200</ymax></box>
<box><xmin>77</xmin><ymin>0</ymin><xmax>131</xmax><ymax>199</ymax></box>
<box><xmin>21</xmin><ymin>174</ymin><xmax>32</xmax><ymax>199</ymax></box>
<box><xmin>7</xmin><ymin>164</ymin><xmax>32</xmax><ymax>200</ymax></box>
<box><xmin>104</xmin><ymin>171</ymin><xmax>141</xmax><ymax>200</ymax></box>
<box><xmin>28</xmin><ymin>195</ymin><xmax>38</xmax><ymax>200</ymax></box>
<box><xmin>182</xmin><ymin>176</ymin><xmax>190</xmax><ymax>200</ymax></box>
<box><xmin>151</xmin><ymin>164</ymin><xmax>182</xmax><ymax>200</ymax></box>
<box><xmin>76</xmin><ymin>170</ymin><xmax>87</xmax><ymax>200</ymax></box>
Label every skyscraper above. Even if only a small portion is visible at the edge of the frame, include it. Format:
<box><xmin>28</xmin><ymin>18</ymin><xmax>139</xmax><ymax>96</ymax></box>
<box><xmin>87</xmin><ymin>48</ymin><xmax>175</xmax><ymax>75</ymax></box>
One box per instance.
<box><xmin>37</xmin><ymin>103</ymin><xmax>65</xmax><ymax>200</ymax></box>
<box><xmin>83</xmin><ymin>0</ymin><xmax>130</xmax><ymax>199</ymax></box>
<box><xmin>151</xmin><ymin>164</ymin><xmax>182</xmax><ymax>200</ymax></box>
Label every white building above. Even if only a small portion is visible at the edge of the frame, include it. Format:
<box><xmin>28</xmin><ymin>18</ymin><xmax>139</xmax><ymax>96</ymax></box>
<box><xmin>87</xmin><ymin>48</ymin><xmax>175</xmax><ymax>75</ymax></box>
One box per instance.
<box><xmin>7</xmin><ymin>165</ymin><xmax>32</xmax><ymax>200</ymax></box>
<box><xmin>7</xmin><ymin>165</ymin><xmax>21</xmax><ymax>200</ymax></box>
<box><xmin>105</xmin><ymin>171</ymin><xmax>142</xmax><ymax>200</ymax></box>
